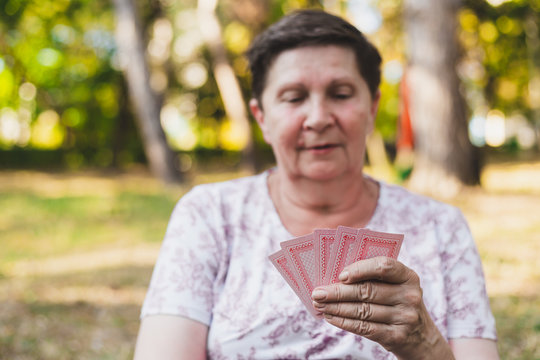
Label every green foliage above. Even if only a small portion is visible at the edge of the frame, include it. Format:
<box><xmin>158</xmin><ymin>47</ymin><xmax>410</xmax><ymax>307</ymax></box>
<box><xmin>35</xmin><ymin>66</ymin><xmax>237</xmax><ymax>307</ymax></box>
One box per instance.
<box><xmin>0</xmin><ymin>0</ymin><xmax>142</xmax><ymax>167</ymax></box>
<box><xmin>1</xmin><ymin>0</ymin><xmax>538</xmax><ymax>170</ymax></box>
<box><xmin>461</xmin><ymin>0</ymin><xmax>539</xmax><ymax>118</ymax></box>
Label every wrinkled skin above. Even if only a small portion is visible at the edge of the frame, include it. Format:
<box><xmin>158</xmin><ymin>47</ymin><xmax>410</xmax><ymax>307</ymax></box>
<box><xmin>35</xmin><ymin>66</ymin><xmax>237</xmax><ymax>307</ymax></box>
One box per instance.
<box><xmin>312</xmin><ymin>257</ymin><xmax>455</xmax><ymax>360</ymax></box>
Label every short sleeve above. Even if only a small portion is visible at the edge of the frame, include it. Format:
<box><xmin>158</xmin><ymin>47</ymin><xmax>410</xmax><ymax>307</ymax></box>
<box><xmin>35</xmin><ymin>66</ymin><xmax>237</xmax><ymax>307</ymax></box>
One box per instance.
<box><xmin>140</xmin><ymin>185</ymin><xmax>227</xmax><ymax>326</ymax></box>
<box><xmin>440</xmin><ymin>207</ymin><xmax>497</xmax><ymax>340</ymax></box>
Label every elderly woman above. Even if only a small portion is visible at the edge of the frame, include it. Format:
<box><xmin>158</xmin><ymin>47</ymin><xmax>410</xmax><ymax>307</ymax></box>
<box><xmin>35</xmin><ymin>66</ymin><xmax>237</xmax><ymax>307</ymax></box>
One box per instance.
<box><xmin>134</xmin><ymin>10</ymin><xmax>498</xmax><ymax>359</ymax></box>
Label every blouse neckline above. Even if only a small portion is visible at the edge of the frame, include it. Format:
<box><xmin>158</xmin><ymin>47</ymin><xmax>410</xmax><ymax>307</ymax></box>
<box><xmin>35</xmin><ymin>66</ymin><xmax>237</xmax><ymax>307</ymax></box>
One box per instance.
<box><xmin>261</xmin><ymin>168</ymin><xmax>385</xmax><ymax>239</ymax></box>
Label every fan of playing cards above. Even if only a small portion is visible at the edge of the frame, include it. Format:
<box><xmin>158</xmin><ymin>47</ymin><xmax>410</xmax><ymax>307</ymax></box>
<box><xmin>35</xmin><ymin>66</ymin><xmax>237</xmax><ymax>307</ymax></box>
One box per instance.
<box><xmin>269</xmin><ymin>226</ymin><xmax>404</xmax><ymax>317</ymax></box>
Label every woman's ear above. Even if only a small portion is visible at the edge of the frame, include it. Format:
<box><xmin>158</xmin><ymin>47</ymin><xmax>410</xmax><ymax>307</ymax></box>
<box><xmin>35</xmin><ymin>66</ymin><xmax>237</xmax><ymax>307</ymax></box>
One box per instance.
<box><xmin>367</xmin><ymin>90</ymin><xmax>381</xmax><ymax>134</ymax></box>
<box><xmin>249</xmin><ymin>98</ymin><xmax>271</xmax><ymax>144</ymax></box>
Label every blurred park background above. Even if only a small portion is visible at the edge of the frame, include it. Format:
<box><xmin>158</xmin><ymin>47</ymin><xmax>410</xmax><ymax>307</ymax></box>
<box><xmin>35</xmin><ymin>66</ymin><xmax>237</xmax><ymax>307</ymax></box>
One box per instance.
<box><xmin>1</xmin><ymin>0</ymin><xmax>540</xmax><ymax>358</ymax></box>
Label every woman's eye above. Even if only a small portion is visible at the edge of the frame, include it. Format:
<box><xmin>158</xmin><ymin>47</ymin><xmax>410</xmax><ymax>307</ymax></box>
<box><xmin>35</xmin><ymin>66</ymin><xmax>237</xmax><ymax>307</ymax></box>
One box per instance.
<box><xmin>332</xmin><ymin>91</ymin><xmax>353</xmax><ymax>99</ymax></box>
<box><xmin>282</xmin><ymin>92</ymin><xmax>304</xmax><ymax>103</ymax></box>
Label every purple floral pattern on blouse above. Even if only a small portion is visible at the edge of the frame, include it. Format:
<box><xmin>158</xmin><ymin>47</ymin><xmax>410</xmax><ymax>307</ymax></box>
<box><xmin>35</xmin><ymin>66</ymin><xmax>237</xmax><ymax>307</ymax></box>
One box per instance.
<box><xmin>141</xmin><ymin>172</ymin><xmax>497</xmax><ymax>359</ymax></box>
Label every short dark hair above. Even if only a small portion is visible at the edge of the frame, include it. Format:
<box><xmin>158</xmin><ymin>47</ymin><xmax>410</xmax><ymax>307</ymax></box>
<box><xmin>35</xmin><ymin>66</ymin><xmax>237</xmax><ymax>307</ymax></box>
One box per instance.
<box><xmin>246</xmin><ymin>9</ymin><xmax>382</xmax><ymax>103</ymax></box>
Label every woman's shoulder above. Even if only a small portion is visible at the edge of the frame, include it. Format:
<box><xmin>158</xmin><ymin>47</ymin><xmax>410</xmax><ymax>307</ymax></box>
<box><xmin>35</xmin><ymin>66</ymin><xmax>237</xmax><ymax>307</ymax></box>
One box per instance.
<box><xmin>176</xmin><ymin>171</ymin><xmax>270</xmax><ymax>216</ymax></box>
<box><xmin>381</xmin><ymin>181</ymin><xmax>460</xmax><ymax>212</ymax></box>
<box><xmin>185</xmin><ymin>171</ymin><xmax>268</xmax><ymax>197</ymax></box>
<box><xmin>376</xmin><ymin>181</ymin><xmax>466</xmax><ymax>230</ymax></box>
<box><xmin>167</xmin><ymin>171</ymin><xmax>271</xmax><ymax>237</ymax></box>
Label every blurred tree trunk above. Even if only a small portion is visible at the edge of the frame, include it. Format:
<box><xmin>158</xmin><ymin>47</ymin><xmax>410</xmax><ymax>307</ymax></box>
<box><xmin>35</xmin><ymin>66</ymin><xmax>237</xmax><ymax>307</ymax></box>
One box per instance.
<box><xmin>197</xmin><ymin>0</ymin><xmax>255</xmax><ymax>172</ymax></box>
<box><xmin>111</xmin><ymin>77</ymin><xmax>130</xmax><ymax>169</ymax></box>
<box><xmin>113</xmin><ymin>0</ymin><xmax>181</xmax><ymax>183</ymax></box>
<box><xmin>525</xmin><ymin>11</ymin><xmax>540</xmax><ymax>151</ymax></box>
<box><xmin>403</xmin><ymin>0</ymin><xmax>480</xmax><ymax>196</ymax></box>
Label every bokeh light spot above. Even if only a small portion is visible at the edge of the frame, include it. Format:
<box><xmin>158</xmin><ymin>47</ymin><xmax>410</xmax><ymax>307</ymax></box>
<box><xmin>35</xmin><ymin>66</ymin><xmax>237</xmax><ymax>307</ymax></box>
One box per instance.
<box><xmin>52</xmin><ymin>24</ymin><xmax>76</xmax><ymax>45</ymax></box>
<box><xmin>160</xmin><ymin>104</ymin><xmax>197</xmax><ymax>151</ymax></box>
<box><xmin>180</xmin><ymin>62</ymin><xmax>208</xmax><ymax>89</ymax></box>
<box><xmin>382</xmin><ymin>60</ymin><xmax>403</xmax><ymax>84</ymax></box>
<box><xmin>37</xmin><ymin>48</ymin><xmax>63</xmax><ymax>68</ymax></box>
<box><xmin>0</xmin><ymin>108</ymin><xmax>20</xmax><ymax>145</ymax></box>
<box><xmin>31</xmin><ymin>110</ymin><xmax>65</xmax><ymax>149</ymax></box>
<box><xmin>469</xmin><ymin>114</ymin><xmax>486</xmax><ymax>147</ymax></box>
<box><xmin>497</xmin><ymin>78</ymin><xmax>518</xmax><ymax>101</ymax></box>
<box><xmin>479</xmin><ymin>22</ymin><xmax>499</xmax><ymax>43</ymax></box>
<box><xmin>224</xmin><ymin>21</ymin><xmax>251</xmax><ymax>54</ymax></box>
<box><xmin>0</xmin><ymin>68</ymin><xmax>14</xmax><ymax>100</ymax></box>
<box><xmin>485</xmin><ymin>110</ymin><xmax>505</xmax><ymax>147</ymax></box>
<box><xmin>220</xmin><ymin>120</ymin><xmax>249</xmax><ymax>150</ymax></box>
<box><xmin>62</xmin><ymin>107</ymin><xmax>84</xmax><ymax>128</ymax></box>
<box><xmin>459</xmin><ymin>9</ymin><xmax>478</xmax><ymax>32</ymax></box>
<box><xmin>19</xmin><ymin>82</ymin><xmax>37</xmax><ymax>101</ymax></box>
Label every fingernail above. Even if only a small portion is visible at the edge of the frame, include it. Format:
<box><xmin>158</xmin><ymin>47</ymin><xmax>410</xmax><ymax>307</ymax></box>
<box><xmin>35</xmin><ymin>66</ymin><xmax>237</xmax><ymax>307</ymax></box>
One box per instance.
<box><xmin>313</xmin><ymin>301</ymin><xmax>324</xmax><ymax>309</ymax></box>
<box><xmin>324</xmin><ymin>313</ymin><xmax>333</xmax><ymax>320</ymax></box>
<box><xmin>339</xmin><ymin>271</ymin><xmax>349</xmax><ymax>281</ymax></box>
<box><xmin>312</xmin><ymin>289</ymin><xmax>327</xmax><ymax>300</ymax></box>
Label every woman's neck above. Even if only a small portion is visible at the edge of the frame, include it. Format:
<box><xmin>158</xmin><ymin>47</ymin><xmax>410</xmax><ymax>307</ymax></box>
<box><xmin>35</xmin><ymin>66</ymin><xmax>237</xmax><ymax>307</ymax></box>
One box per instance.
<box><xmin>268</xmin><ymin>169</ymin><xmax>379</xmax><ymax>236</ymax></box>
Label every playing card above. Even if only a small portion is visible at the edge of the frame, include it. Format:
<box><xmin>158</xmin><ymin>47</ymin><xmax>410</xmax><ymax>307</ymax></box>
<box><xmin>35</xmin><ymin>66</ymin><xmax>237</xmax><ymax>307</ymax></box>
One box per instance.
<box><xmin>269</xmin><ymin>226</ymin><xmax>404</xmax><ymax>319</ymax></box>
<box><xmin>280</xmin><ymin>233</ymin><xmax>317</xmax><ymax>296</ymax></box>
<box><xmin>313</xmin><ymin>228</ymin><xmax>337</xmax><ymax>286</ymax></box>
<box><xmin>353</xmin><ymin>229</ymin><xmax>404</xmax><ymax>262</ymax></box>
<box><xmin>328</xmin><ymin>226</ymin><xmax>365</xmax><ymax>284</ymax></box>
<box><xmin>269</xmin><ymin>249</ymin><xmax>321</xmax><ymax>317</ymax></box>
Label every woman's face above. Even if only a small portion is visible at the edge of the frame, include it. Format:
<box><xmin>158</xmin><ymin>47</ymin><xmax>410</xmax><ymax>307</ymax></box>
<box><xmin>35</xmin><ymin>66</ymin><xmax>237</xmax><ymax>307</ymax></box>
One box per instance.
<box><xmin>250</xmin><ymin>45</ymin><xmax>380</xmax><ymax>182</ymax></box>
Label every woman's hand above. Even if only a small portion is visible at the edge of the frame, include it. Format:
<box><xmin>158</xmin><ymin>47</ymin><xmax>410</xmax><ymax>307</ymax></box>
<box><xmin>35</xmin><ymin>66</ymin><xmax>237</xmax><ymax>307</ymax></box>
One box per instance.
<box><xmin>311</xmin><ymin>257</ymin><xmax>454</xmax><ymax>360</ymax></box>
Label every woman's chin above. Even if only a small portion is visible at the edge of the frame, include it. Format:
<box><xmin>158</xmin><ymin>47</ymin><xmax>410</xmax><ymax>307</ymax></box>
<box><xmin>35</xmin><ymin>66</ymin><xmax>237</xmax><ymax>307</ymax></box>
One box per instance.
<box><xmin>301</xmin><ymin>165</ymin><xmax>349</xmax><ymax>182</ymax></box>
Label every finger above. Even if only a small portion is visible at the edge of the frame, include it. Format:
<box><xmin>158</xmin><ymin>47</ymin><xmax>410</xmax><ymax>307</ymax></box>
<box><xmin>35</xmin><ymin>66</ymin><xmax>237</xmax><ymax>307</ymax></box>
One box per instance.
<box><xmin>323</xmin><ymin>314</ymin><xmax>391</xmax><ymax>340</ymax></box>
<box><xmin>323</xmin><ymin>315</ymin><xmax>409</xmax><ymax>352</ymax></box>
<box><xmin>339</xmin><ymin>257</ymin><xmax>419</xmax><ymax>285</ymax></box>
<box><xmin>313</xmin><ymin>301</ymin><xmax>410</xmax><ymax>324</ymax></box>
<box><xmin>312</xmin><ymin>281</ymin><xmax>403</xmax><ymax>305</ymax></box>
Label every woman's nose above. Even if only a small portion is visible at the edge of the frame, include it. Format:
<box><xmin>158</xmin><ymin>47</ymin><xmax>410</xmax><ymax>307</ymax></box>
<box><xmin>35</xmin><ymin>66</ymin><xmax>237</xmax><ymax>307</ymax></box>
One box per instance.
<box><xmin>302</xmin><ymin>98</ymin><xmax>334</xmax><ymax>132</ymax></box>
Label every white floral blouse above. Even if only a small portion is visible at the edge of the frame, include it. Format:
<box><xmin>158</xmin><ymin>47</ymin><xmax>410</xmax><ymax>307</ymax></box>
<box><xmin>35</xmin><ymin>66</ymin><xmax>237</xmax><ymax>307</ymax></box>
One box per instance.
<box><xmin>141</xmin><ymin>171</ymin><xmax>497</xmax><ymax>359</ymax></box>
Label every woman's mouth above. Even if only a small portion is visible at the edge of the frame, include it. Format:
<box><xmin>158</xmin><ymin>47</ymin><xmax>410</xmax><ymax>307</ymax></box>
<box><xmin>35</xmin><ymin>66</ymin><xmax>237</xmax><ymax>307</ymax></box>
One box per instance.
<box><xmin>311</xmin><ymin>144</ymin><xmax>334</xmax><ymax>150</ymax></box>
<box><xmin>304</xmin><ymin>143</ymin><xmax>339</xmax><ymax>154</ymax></box>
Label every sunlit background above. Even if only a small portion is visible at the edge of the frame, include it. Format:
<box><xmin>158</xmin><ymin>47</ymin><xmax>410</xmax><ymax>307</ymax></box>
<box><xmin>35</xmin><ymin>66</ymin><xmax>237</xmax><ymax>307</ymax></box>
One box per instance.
<box><xmin>1</xmin><ymin>0</ymin><xmax>539</xmax><ymax>166</ymax></box>
<box><xmin>1</xmin><ymin>0</ymin><xmax>539</xmax><ymax>359</ymax></box>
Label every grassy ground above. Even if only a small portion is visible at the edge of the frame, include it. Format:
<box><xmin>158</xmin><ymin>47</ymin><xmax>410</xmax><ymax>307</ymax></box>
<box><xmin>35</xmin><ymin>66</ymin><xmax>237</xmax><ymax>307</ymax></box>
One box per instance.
<box><xmin>1</xmin><ymin>163</ymin><xmax>539</xmax><ymax>359</ymax></box>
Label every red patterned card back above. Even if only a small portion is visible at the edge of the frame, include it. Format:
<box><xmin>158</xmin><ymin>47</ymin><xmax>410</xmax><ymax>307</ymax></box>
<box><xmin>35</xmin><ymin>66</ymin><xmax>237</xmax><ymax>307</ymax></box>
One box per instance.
<box><xmin>353</xmin><ymin>229</ymin><xmax>404</xmax><ymax>262</ymax></box>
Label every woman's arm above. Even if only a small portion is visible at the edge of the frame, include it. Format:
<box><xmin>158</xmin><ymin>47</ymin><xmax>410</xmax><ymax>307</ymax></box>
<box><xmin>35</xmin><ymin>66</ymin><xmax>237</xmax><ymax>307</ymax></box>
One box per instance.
<box><xmin>134</xmin><ymin>315</ymin><xmax>208</xmax><ymax>360</ymax></box>
<box><xmin>449</xmin><ymin>338</ymin><xmax>499</xmax><ymax>360</ymax></box>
